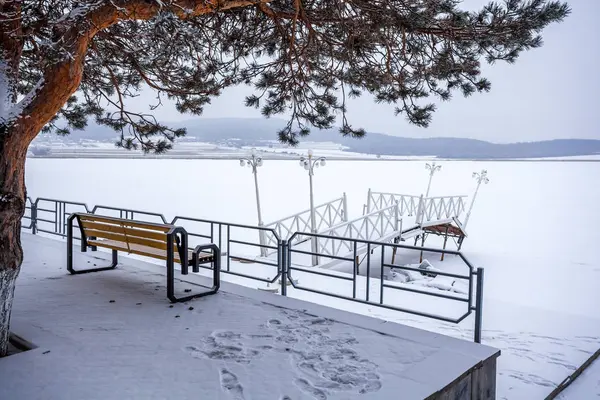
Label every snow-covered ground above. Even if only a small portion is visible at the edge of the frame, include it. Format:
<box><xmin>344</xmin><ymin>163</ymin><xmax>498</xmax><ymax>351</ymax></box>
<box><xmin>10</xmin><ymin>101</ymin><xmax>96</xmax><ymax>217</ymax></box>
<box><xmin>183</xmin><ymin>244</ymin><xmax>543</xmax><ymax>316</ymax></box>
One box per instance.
<box><xmin>2</xmin><ymin>234</ymin><xmax>497</xmax><ymax>400</ymax></box>
<box><xmin>23</xmin><ymin>158</ymin><xmax>600</xmax><ymax>398</ymax></box>
<box><xmin>27</xmin><ymin>140</ymin><xmax>415</xmax><ymax>160</ymax></box>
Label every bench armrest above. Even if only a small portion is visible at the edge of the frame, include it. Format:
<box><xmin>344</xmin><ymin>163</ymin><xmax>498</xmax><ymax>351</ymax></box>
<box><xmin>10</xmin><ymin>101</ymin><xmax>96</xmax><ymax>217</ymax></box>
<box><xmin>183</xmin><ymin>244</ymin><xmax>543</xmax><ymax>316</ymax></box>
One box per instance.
<box><xmin>67</xmin><ymin>213</ymin><xmax>88</xmax><ymax>252</ymax></box>
<box><xmin>193</xmin><ymin>243</ymin><xmax>221</xmax><ymax>291</ymax></box>
<box><xmin>167</xmin><ymin>226</ymin><xmax>188</xmax><ymax>273</ymax></box>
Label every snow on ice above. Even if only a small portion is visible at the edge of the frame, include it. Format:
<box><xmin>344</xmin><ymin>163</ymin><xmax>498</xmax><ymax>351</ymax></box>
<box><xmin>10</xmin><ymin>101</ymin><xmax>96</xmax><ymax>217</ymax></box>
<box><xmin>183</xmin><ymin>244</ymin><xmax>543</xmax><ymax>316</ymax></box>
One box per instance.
<box><xmin>0</xmin><ymin>234</ymin><xmax>498</xmax><ymax>400</ymax></box>
<box><xmin>21</xmin><ymin>158</ymin><xmax>600</xmax><ymax>398</ymax></box>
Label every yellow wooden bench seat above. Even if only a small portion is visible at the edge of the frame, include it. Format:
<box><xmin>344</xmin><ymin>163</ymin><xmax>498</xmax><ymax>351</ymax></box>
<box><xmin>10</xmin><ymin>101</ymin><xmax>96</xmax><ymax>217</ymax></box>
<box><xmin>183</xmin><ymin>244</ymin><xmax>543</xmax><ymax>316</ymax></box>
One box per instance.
<box><xmin>86</xmin><ymin>239</ymin><xmax>213</xmax><ymax>265</ymax></box>
<box><xmin>67</xmin><ymin>212</ymin><xmax>220</xmax><ymax>302</ymax></box>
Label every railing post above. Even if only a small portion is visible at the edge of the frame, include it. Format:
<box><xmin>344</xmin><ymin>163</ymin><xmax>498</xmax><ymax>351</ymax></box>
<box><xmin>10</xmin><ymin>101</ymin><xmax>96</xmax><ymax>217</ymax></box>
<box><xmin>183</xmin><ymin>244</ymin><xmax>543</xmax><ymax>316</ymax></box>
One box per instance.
<box><xmin>398</xmin><ymin>214</ymin><xmax>403</xmax><ymax>235</ymax></box>
<box><xmin>366</xmin><ymin>188</ymin><xmax>372</xmax><ymax>214</ymax></box>
<box><xmin>394</xmin><ymin>201</ymin><xmax>399</xmax><ymax>231</ymax></box>
<box><xmin>474</xmin><ymin>268</ymin><xmax>484</xmax><ymax>343</ymax></box>
<box><xmin>416</xmin><ymin>194</ymin><xmax>424</xmax><ymax>225</ymax></box>
<box><xmin>226</xmin><ymin>225</ymin><xmax>231</xmax><ymax>271</ymax></box>
<box><xmin>281</xmin><ymin>239</ymin><xmax>288</xmax><ymax>296</ymax></box>
<box><xmin>166</xmin><ymin>232</ymin><xmax>176</xmax><ymax>302</ymax></box>
<box><xmin>31</xmin><ymin>200</ymin><xmax>37</xmax><ymax>234</ymax></box>
<box><xmin>352</xmin><ymin>241</ymin><xmax>358</xmax><ymax>297</ymax></box>
<box><xmin>342</xmin><ymin>192</ymin><xmax>348</xmax><ymax>222</ymax></box>
<box><xmin>311</xmin><ymin>235</ymin><xmax>319</xmax><ymax>267</ymax></box>
<box><xmin>365</xmin><ymin>214</ymin><xmax>370</xmax><ymax>241</ymax></box>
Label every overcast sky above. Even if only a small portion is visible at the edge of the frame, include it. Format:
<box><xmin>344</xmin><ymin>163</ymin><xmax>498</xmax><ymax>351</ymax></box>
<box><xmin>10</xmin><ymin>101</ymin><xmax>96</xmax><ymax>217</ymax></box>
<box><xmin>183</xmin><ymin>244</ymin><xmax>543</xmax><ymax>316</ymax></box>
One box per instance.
<box><xmin>132</xmin><ymin>0</ymin><xmax>599</xmax><ymax>144</ymax></box>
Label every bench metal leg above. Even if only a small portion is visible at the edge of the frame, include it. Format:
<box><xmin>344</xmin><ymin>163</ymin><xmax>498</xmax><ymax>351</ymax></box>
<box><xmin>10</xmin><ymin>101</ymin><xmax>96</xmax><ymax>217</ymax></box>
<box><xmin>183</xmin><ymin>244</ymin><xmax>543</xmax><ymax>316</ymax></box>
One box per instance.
<box><xmin>167</xmin><ymin>234</ymin><xmax>176</xmax><ymax>302</ymax></box>
<box><xmin>67</xmin><ymin>214</ymin><xmax>117</xmax><ymax>274</ymax></box>
<box><xmin>167</xmin><ymin>244</ymin><xmax>221</xmax><ymax>303</ymax></box>
<box><xmin>68</xmin><ymin>249</ymin><xmax>118</xmax><ymax>275</ymax></box>
<box><xmin>192</xmin><ymin>251</ymin><xmax>200</xmax><ymax>274</ymax></box>
<box><xmin>180</xmin><ymin>232</ymin><xmax>189</xmax><ymax>275</ymax></box>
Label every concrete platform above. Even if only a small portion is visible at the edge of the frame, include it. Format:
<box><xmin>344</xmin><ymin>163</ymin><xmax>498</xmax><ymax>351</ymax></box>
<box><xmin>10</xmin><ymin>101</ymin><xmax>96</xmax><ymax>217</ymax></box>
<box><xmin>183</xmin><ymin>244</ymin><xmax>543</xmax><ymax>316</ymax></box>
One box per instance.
<box><xmin>0</xmin><ymin>234</ymin><xmax>500</xmax><ymax>399</ymax></box>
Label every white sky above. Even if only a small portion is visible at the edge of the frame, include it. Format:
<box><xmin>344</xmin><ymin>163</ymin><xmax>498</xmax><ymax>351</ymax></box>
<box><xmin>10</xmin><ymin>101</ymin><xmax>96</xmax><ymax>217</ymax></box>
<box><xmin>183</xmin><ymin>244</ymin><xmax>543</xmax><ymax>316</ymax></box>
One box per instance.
<box><xmin>132</xmin><ymin>0</ymin><xmax>599</xmax><ymax>143</ymax></box>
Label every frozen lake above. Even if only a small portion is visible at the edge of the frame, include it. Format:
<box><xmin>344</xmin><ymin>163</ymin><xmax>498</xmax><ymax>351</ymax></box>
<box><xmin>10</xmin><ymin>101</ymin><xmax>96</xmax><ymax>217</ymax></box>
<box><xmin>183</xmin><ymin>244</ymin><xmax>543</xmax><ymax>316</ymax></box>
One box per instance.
<box><xmin>24</xmin><ymin>158</ymin><xmax>600</xmax><ymax>315</ymax></box>
<box><xmin>24</xmin><ymin>157</ymin><xmax>600</xmax><ymax>398</ymax></box>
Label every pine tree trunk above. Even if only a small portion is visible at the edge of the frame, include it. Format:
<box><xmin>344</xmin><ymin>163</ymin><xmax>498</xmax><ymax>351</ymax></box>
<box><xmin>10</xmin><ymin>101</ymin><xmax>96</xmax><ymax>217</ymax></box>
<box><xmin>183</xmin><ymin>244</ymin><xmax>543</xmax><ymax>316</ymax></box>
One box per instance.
<box><xmin>0</xmin><ymin>124</ymin><xmax>27</xmax><ymax>357</ymax></box>
<box><xmin>0</xmin><ymin>268</ymin><xmax>19</xmax><ymax>356</ymax></box>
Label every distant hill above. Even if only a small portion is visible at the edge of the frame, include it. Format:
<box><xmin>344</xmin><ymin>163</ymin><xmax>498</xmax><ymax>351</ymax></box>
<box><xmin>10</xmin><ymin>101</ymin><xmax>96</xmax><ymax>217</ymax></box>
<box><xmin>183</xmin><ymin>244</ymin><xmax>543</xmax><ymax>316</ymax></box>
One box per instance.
<box><xmin>35</xmin><ymin>117</ymin><xmax>600</xmax><ymax>159</ymax></box>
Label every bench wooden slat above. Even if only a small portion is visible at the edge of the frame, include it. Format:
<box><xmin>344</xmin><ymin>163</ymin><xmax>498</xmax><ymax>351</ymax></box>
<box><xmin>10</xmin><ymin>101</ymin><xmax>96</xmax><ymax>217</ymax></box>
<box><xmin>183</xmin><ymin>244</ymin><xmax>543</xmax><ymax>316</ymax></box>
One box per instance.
<box><xmin>78</xmin><ymin>214</ymin><xmax>172</xmax><ymax>232</ymax></box>
<box><xmin>80</xmin><ymin>221</ymin><xmax>168</xmax><ymax>242</ymax></box>
<box><xmin>87</xmin><ymin>239</ymin><xmax>214</xmax><ymax>264</ymax></box>
<box><xmin>69</xmin><ymin>213</ymin><xmax>219</xmax><ymax>302</ymax></box>
<box><xmin>84</xmin><ymin>228</ymin><xmax>170</xmax><ymax>251</ymax></box>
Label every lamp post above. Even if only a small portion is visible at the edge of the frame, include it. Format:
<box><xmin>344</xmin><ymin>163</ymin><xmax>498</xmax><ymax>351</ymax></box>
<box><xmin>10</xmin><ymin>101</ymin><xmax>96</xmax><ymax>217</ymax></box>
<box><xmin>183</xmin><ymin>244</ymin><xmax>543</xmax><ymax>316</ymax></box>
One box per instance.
<box><xmin>299</xmin><ymin>149</ymin><xmax>326</xmax><ymax>266</ymax></box>
<box><xmin>417</xmin><ymin>162</ymin><xmax>442</xmax><ymax>224</ymax></box>
<box><xmin>463</xmin><ymin>169</ymin><xmax>489</xmax><ymax>229</ymax></box>
<box><xmin>424</xmin><ymin>161</ymin><xmax>442</xmax><ymax>198</ymax></box>
<box><xmin>239</xmin><ymin>148</ymin><xmax>266</xmax><ymax>255</ymax></box>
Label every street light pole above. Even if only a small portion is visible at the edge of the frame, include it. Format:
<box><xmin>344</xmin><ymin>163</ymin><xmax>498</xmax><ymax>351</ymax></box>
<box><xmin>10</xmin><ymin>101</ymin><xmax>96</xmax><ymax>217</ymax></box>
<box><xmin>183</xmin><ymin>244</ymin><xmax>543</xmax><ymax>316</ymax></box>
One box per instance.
<box><xmin>463</xmin><ymin>169</ymin><xmax>489</xmax><ymax>230</ymax></box>
<box><xmin>424</xmin><ymin>161</ymin><xmax>442</xmax><ymax>198</ymax></box>
<box><xmin>417</xmin><ymin>162</ymin><xmax>442</xmax><ymax>224</ymax></box>
<box><xmin>299</xmin><ymin>149</ymin><xmax>326</xmax><ymax>266</ymax></box>
<box><xmin>253</xmin><ymin>164</ymin><xmax>263</xmax><ymax>229</ymax></box>
<box><xmin>239</xmin><ymin>148</ymin><xmax>266</xmax><ymax>255</ymax></box>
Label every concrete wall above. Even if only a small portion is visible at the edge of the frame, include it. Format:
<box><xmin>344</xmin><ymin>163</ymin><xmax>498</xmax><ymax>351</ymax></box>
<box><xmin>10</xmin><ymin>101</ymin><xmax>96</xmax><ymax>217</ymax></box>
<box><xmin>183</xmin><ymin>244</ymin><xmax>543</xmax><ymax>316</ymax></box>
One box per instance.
<box><xmin>427</xmin><ymin>353</ymin><xmax>499</xmax><ymax>400</ymax></box>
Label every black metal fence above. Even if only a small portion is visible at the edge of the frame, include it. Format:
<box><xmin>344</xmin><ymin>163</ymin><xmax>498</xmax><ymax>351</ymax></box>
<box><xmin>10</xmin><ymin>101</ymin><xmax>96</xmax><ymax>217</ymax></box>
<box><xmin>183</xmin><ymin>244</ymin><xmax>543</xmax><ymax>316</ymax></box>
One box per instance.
<box><xmin>283</xmin><ymin>232</ymin><xmax>484</xmax><ymax>343</ymax></box>
<box><xmin>23</xmin><ymin>197</ymin><xmax>282</xmax><ymax>286</ymax></box>
<box><xmin>21</xmin><ymin>197</ymin><xmax>485</xmax><ymax>343</ymax></box>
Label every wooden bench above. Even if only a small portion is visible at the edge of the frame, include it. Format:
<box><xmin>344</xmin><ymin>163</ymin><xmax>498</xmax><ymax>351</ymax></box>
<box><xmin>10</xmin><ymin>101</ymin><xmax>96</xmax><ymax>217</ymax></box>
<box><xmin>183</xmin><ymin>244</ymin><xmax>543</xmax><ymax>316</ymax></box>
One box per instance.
<box><xmin>67</xmin><ymin>213</ymin><xmax>220</xmax><ymax>302</ymax></box>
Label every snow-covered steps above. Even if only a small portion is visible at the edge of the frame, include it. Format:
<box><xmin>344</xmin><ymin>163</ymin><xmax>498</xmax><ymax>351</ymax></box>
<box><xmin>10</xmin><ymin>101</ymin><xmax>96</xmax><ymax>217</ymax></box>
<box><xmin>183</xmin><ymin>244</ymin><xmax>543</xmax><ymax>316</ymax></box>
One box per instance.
<box><xmin>0</xmin><ymin>234</ymin><xmax>499</xmax><ymax>400</ymax></box>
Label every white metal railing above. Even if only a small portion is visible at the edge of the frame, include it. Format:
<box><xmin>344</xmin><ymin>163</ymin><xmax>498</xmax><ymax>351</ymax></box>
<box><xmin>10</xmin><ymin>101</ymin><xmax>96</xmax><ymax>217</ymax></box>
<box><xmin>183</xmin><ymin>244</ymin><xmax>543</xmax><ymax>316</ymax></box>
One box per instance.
<box><xmin>263</xmin><ymin>194</ymin><xmax>348</xmax><ymax>251</ymax></box>
<box><xmin>365</xmin><ymin>190</ymin><xmax>422</xmax><ymax>217</ymax></box>
<box><xmin>365</xmin><ymin>189</ymin><xmax>467</xmax><ymax>223</ymax></box>
<box><xmin>316</xmin><ymin>203</ymin><xmax>401</xmax><ymax>259</ymax></box>
<box><xmin>416</xmin><ymin>195</ymin><xmax>467</xmax><ymax>223</ymax></box>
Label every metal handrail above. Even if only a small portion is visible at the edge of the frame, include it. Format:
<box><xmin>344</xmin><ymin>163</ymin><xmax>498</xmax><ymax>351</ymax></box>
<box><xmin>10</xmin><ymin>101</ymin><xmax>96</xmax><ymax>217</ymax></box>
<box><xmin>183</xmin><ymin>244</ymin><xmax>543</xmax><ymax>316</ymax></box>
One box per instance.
<box><xmin>92</xmin><ymin>204</ymin><xmax>168</xmax><ymax>224</ymax></box>
<box><xmin>33</xmin><ymin>198</ymin><xmax>90</xmax><ymax>237</ymax></box>
<box><xmin>315</xmin><ymin>203</ymin><xmax>401</xmax><ymax>258</ymax></box>
<box><xmin>263</xmin><ymin>195</ymin><xmax>347</xmax><ymax>240</ymax></box>
<box><xmin>264</xmin><ymin>195</ymin><xmax>346</xmax><ymax>227</ymax></box>
<box><xmin>367</xmin><ymin>190</ymin><xmax>468</xmax><ymax>222</ymax></box>
<box><xmin>170</xmin><ymin>215</ymin><xmax>282</xmax><ymax>284</ymax></box>
<box><xmin>286</xmin><ymin>231</ymin><xmax>484</xmax><ymax>343</ymax></box>
<box><xmin>25</xmin><ymin>197</ymin><xmax>281</xmax><ymax>285</ymax></box>
<box><xmin>21</xmin><ymin>196</ymin><xmax>484</xmax><ymax>343</ymax></box>
<box><xmin>35</xmin><ymin>197</ymin><xmax>90</xmax><ymax>210</ymax></box>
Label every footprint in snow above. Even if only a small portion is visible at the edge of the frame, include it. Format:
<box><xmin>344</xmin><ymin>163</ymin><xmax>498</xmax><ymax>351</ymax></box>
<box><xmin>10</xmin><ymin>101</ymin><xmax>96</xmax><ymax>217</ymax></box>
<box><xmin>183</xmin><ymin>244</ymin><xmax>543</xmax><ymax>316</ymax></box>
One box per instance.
<box><xmin>220</xmin><ymin>368</ymin><xmax>245</xmax><ymax>400</ymax></box>
<box><xmin>187</xmin><ymin>311</ymin><xmax>383</xmax><ymax>397</ymax></box>
<box><xmin>294</xmin><ymin>378</ymin><xmax>327</xmax><ymax>400</ymax></box>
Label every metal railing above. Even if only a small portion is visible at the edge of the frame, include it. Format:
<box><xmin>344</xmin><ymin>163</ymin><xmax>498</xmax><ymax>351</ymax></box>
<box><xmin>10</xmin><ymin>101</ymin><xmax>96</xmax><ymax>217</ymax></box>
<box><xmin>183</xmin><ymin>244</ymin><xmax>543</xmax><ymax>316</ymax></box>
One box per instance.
<box><xmin>417</xmin><ymin>195</ymin><xmax>467</xmax><ymax>223</ymax></box>
<box><xmin>21</xmin><ymin>196</ymin><xmax>484</xmax><ymax>343</ymax></box>
<box><xmin>91</xmin><ymin>205</ymin><xmax>168</xmax><ymax>224</ymax></box>
<box><xmin>366</xmin><ymin>190</ymin><xmax>422</xmax><ymax>217</ymax></box>
<box><xmin>23</xmin><ymin>197</ymin><xmax>282</xmax><ymax>286</ymax></box>
<box><xmin>315</xmin><ymin>203</ymin><xmax>402</xmax><ymax>260</ymax></box>
<box><xmin>33</xmin><ymin>198</ymin><xmax>90</xmax><ymax>237</ymax></box>
<box><xmin>283</xmin><ymin>232</ymin><xmax>484</xmax><ymax>343</ymax></box>
<box><xmin>263</xmin><ymin>194</ymin><xmax>348</xmax><ymax>249</ymax></box>
<box><xmin>170</xmin><ymin>216</ymin><xmax>282</xmax><ymax>285</ymax></box>
<box><xmin>366</xmin><ymin>189</ymin><xmax>467</xmax><ymax>223</ymax></box>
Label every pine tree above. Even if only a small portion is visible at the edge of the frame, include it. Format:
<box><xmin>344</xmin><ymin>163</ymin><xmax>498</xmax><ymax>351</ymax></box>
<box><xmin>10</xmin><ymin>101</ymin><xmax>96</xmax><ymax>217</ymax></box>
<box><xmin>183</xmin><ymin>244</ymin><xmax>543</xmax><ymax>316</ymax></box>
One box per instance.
<box><xmin>0</xmin><ymin>0</ymin><xmax>570</xmax><ymax>356</ymax></box>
